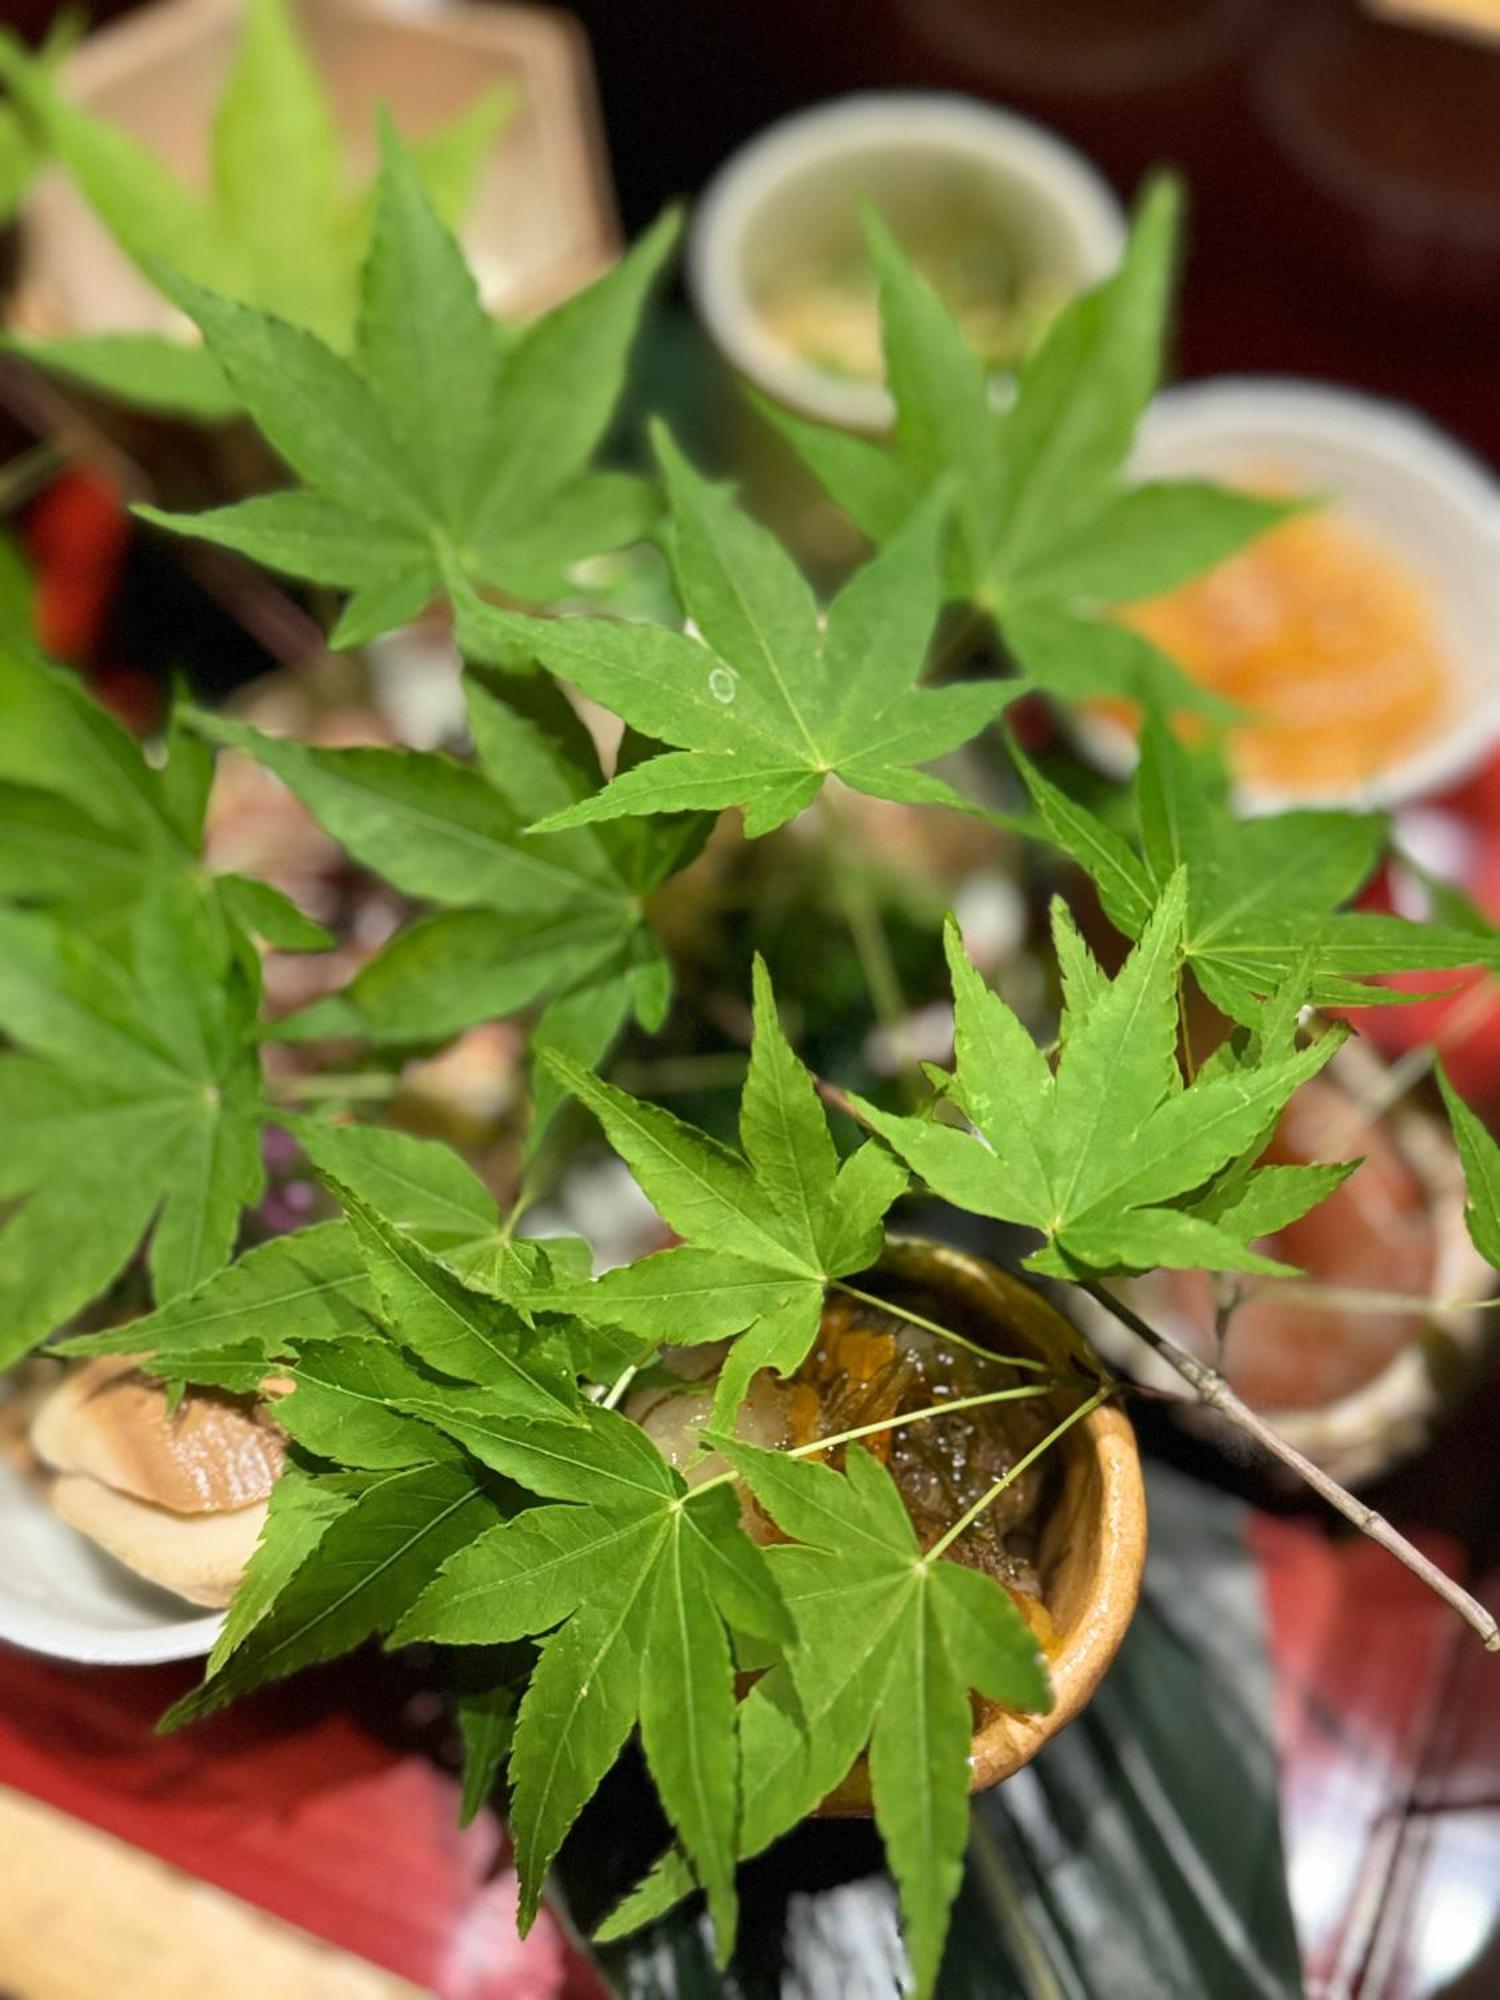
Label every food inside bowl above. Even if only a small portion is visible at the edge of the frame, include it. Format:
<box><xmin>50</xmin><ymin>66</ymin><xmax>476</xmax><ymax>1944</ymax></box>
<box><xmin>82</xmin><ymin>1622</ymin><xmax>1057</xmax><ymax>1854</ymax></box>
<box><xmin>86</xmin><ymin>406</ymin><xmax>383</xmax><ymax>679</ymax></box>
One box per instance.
<box><xmin>1109</xmin><ymin>502</ymin><xmax>1453</xmax><ymax>795</ymax></box>
<box><xmin>759</xmin><ymin>230</ymin><xmax>1067</xmax><ymax>384</ymax></box>
<box><xmin>631</xmin><ymin>1288</ymin><xmax>1061</xmax><ymax>1631</ymax></box>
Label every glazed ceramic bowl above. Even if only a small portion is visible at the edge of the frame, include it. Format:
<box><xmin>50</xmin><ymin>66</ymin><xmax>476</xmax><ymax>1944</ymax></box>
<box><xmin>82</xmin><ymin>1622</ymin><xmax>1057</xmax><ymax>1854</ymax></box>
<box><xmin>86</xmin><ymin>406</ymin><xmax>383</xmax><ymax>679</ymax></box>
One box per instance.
<box><xmin>819</xmin><ymin>1238</ymin><xmax>1146</xmax><ymax>1810</ymax></box>
<box><xmin>1074</xmin><ymin>377</ymin><xmax>1500</xmax><ymax>813</ymax></box>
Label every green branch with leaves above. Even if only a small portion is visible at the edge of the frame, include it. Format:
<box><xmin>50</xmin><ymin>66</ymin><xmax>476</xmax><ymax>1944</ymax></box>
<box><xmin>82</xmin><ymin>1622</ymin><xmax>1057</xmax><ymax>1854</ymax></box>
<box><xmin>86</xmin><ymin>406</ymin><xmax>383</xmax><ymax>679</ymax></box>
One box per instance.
<box><xmin>0</xmin><ymin>0</ymin><xmax>514</xmax><ymax>414</ymax></box>
<box><xmin>4</xmin><ymin>77</ymin><xmax>1500</xmax><ymax>2000</ymax></box>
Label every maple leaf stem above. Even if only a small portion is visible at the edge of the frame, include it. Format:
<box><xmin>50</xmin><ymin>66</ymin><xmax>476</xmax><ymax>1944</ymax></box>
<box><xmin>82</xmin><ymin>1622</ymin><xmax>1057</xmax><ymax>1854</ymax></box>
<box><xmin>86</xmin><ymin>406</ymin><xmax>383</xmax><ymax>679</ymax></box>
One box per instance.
<box><xmin>793</xmin><ymin>1380</ymin><xmax>1080</xmax><ymax>1461</ymax></box>
<box><xmin>0</xmin><ymin>439</ymin><xmax>64</xmax><ymax>512</ymax></box>
<box><xmin>272</xmin><ymin>1070</ymin><xmax>402</xmax><ymax>1102</ymax></box>
<box><xmin>599</xmin><ymin>1363</ymin><xmax>641</xmax><ymax>1411</ymax></box>
<box><xmin>1081</xmin><ymin>1279</ymin><xmax>1500</xmax><ymax>1653</ymax></box>
<box><xmin>829</xmin><ymin>1280</ymin><xmax>1061</xmax><ymax>1376</ymax></box>
<box><xmin>693</xmin><ymin>1379</ymin><xmax>1084</xmax><ymax>1502</ymax></box>
<box><xmin>497</xmin><ymin>1169</ymin><xmax>544</xmax><ymax>1248</ymax></box>
<box><xmin>1176</xmin><ymin>967</ymin><xmax>1197</xmax><ymax>1085</ymax></box>
<box><xmin>815</xmin><ymin>794</ymin><xmax>920</xmax><ymax>1103</ymax></box>
<box><xmin>927</xmin><ymin>1385</ymin><xmax>1111</xmax><ymax>1562</ymax></box>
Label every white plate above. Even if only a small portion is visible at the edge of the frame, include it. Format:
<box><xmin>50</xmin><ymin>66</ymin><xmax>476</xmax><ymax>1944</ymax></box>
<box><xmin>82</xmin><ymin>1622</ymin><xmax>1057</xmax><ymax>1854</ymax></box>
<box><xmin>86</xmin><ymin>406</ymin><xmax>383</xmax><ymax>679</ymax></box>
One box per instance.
<box><xmin>0</xmin><ymin>1456</ymin><xmax>222</xmax><ymax>1665</ymax></box>
<box><xmin>1078</xmin><ymin>376</ymin><xmax>1500</xmax><ymax>812</ymax></box>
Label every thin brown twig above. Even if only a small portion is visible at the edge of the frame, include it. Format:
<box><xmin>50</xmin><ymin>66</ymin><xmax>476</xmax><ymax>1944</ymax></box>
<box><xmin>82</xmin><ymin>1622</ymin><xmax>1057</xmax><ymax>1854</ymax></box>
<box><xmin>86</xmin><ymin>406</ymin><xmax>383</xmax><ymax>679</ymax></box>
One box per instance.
<box><xmin>1081</xmin><ymin>1278</ymin><xmax>1500</xmax><ymax>1653</ymax></box>
<box><xmin>816</xmin><ymin>1076</ymin><xmax>859</xmax><ymax>1122</ymax></box>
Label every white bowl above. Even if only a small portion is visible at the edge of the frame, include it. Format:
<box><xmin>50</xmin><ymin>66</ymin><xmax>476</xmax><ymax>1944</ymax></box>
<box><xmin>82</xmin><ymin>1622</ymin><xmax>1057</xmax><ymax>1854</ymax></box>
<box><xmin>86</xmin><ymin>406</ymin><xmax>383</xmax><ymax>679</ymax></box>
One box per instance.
<box><xmin>0</xmin><ymin>1454</ymin><xmax>222</xmax><ymax>1665</ymax></box>
<box><xmin>1079</xmin><ymin>377</ymin><xmax>1500</xmax><ymax>812</ymax></box>
<box><xmin>688</xmin><ymin>91</ymin><xmax>1125</xmax><ymax>432</ymax></box>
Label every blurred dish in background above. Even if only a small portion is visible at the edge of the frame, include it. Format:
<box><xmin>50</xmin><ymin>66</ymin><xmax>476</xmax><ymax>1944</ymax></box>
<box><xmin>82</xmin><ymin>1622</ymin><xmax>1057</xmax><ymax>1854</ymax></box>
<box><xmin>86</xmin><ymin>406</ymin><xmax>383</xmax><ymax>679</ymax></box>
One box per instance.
<box><xmin>1120</xmin><ymin>505</ymin><xmax>1449</xmax><ymax>796</ymax></box>
<box><xmin>9</xmin><ymin>0</ymin><xmax>618</xmax><ymax>348</ymax></box>
<box><xmin>1254</xmin><ymin>0</ymin><xmax>1500</xmax><ymax>324</ymax></box>
<box><xmin>689</xmin><ymin>92</ymin><xmax>1124</xmax><ymax>431</ymax></box>
<box><xmin>894</xmin><ymin>0</ymin><xmax>1264</xmax><ymax>96</ymax></box>
<box><xmin>1077</xmin><ymin>378</ymin><xmax>1500</xmax><ymax>810</ymax></box>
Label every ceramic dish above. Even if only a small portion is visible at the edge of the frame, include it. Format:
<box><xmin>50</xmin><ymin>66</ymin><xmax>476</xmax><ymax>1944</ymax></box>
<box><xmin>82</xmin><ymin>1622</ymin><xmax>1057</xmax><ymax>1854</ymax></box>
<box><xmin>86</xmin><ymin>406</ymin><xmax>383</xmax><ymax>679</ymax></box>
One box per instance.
<box><xmin>689</xmin><ymin>91</ymin><xmax>1124</xmax><ymax>433</ymax></box>
<box><xmin>1077</xmin><ymin>377</ymin><xmax>1500</xmax><ymax>812</ymax></box>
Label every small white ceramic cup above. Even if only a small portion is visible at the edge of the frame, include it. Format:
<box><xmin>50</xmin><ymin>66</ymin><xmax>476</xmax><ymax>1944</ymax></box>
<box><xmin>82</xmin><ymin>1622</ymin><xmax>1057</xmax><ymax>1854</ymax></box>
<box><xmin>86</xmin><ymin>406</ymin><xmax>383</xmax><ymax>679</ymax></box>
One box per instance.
<box><xmin>1076</xmin><ymin>377</ymin><xmax>1500</xmax><ymax>812</ymax></box>
<box><xmin>688</xmin><ymin>92</ymin><xmax>1125</xmax><ymax>433</ymax></box>
<box><xmin>0</xmin><ymin>1455</ymin><xmax>222</xmax><ymax>1665</ymax></box>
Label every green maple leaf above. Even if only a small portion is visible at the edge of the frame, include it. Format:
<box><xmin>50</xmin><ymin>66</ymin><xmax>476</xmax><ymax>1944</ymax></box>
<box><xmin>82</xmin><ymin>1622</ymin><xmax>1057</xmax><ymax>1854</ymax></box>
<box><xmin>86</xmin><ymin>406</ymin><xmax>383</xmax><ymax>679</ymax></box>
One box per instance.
<box><xmin>0</xmin><ymin>642</ymin><xmax>196</xmax><ymax>930</ymax></box>
<box><xmin>0</xmin><ymin>0</ymin><xmax>513</xmax><ymax>413</ymax></box>
<box><xmin>285</xmin><ymin>1114</ymin><xmax>533</xmax><ymax>1275</ymax></box>
<box><xmin>602</xmin><ymin>1438</ymin><xmax>1050</xmax><ymax>1997</ymax></box>
<box><xmin>527</xmin><ymin>956</ymin><xmax>909</xmax><ymax>1423</ymax></box>
<box><xmin>60</xmin><ymin>1118</ymin><xmax>581</xmax><ymax>1390</ymax></box>
<box><xmin>203</xmin><ymin>1462</ymin><xmax>362</xmax><ymax>1677</ymax></box>
<box><xmin>393</xmin><ymin>1402</ymin><xmax>792</xmax><ymax>1950</ymax></box>
<box><xmin>133</xmin><ymin>129</ymin><xmax>676</xmax><ymax>646</ymax></box>
<box><xmin>454</xmin><ymin>1661</ymin><xmax>520</xmax><ymax>1828</ymax></box>
<box><xmin>850</xmin><ymin>873</ymin><xmax>1353</xmax><ymax>1279</ymax></box>
<box><xmin>0</xmin><ymin>10</ymin><xmax>71</xmax><ymax>228</ymax></box>
<box><xmin>1012</xmin><ymin>706</ymin><xmax>1500</xmax><ymax>1025</ymax></box>
<box><xmin>165</xmin><ymin>1458</ymin><xmax>507</xmax><ymax>1728</ymax></box>
<box><xmin>193</xmin><ymin>671</ymin><xmax>700</xmax><ymax>1124</ymax></box>
<box><xmin>336</xmin><ymin>1183</ymin><xmax>581</xmax><ymax>1425</ymax></box>
<box><xmin>756</xmin><ymin>181</ymin><xmax>1293</xmax><ymax>719</ymax></box>
<box><xmin>271</xmin><ymin>1338</ymin><xmax>471</xmax><ymax>1473</ymax></box>
<box><xmin>0</xmin><ymin>639</ymin><xmax>330</xmax><ymax>951</ymax></box>
<box><xmin>455</xmin><ymin>431</ymin><xmax>1018</xmax><ymax>835</ymax></box>
<box><xmin>1437</xmin><ymin>1066</ymin><xmax>1500</xmax><ymax>1268</ymax></box>
<box><xmin>61</xmin><ymin>1222</ymin><xmax>376</xmax><ymax>1396</ymax></box>
<box><xmin>0</xmin><ymin>881</ymin><xmax>269</xmax><ymax>1363</ymax></box>
<box><xmin>148</xmin><ymin>1181</ymin><xmax>615</xmax><ymax>1733</ymax></box>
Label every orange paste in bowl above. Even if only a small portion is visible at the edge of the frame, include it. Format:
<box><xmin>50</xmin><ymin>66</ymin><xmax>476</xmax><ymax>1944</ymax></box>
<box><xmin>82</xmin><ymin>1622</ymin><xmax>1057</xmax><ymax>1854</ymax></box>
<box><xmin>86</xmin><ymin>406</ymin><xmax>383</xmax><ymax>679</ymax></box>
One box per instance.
<box><xmin>1113</xmin><ymin>509</ymin><xmax>1452</xmax><ymax>794</ymax></box>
